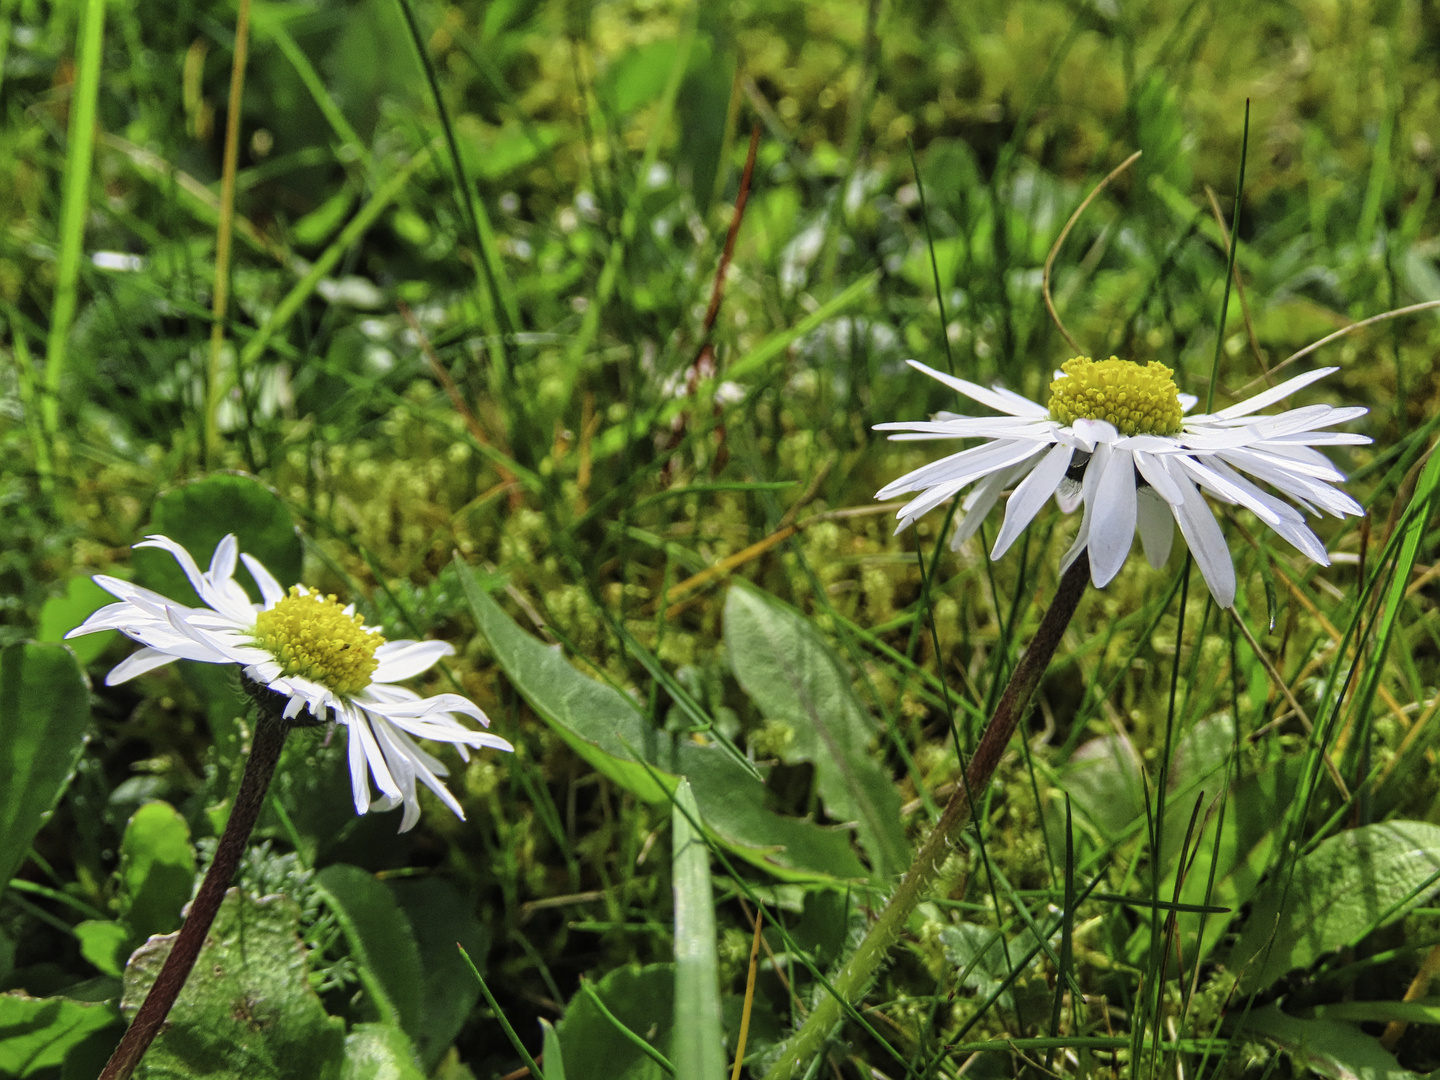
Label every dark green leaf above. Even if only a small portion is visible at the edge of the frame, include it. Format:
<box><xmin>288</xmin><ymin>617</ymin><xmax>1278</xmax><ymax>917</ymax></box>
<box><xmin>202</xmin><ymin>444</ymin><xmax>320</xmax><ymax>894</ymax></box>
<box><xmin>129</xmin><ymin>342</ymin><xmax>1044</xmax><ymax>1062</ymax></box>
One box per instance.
<box><xmin>119</xmin><ymin>801</ymin><xmax>195</xmax><ymax>941</ymax></box>
<box><xmin>0</xmin><ymin>643</ymin><xmax>90</xmax><ymax>895</ymax></box>
<box><xmin>339</xmin><ymin>1023</ymin><xmax>426</xmax><ymax>1080</ymax></box>
<box><xmin>1241</xmin><ymin>1004</ymin><xmax>1425</xmax><ymax>1080</ymax></box>
<box><xmin>556</xmin><ymin>964</ymin><xmax>675</xmax><ymax>1080</ymax></box>
<box><xmin>74</xmin><ymin>921</ymin><xmax>131</xmax><ymax>979</ymax></box>
<box><xmin>671</xmin><ymin>780</ymin><xmax>724</xmax><ymax>1080</ymax></box>
<box><xmin>36</xmin><ymin>576</ymin><xmax>116</xmax><ymax>666</ymax></box>
<box><xmin>0</xmin><ymin>992</ymin><xmax>119</xmax><ymax>1077</ymax></box>
<box><xmin>460</xmin><ymin>562</ymin><xmax>864</xmax><ymax>880</ymax></box>
<box><xmin>387</xmin><ymin>877</ymin><xmax>486</xmax><ymax>1071</ymax></box>
<box><xmin>121</xmin><ymin>890</ymin><xmax>345</xmax><ymax>1080</ymax></box>
<box><xmin>723</xmin><ymin>585</ymin><xmax>909</xmax><ymax>879</ymax></box>
<box><xmin>133</xmin><ymin>473</ymin><xmax>302</xmax><ymax>609</ymax></box>
<box><xmin>313</xmin><ymin>864</ymin><xmax>424</xmax><ymax>1039</ymax></box>
<box><xmin>1231</xmin><ymin>821</ymin><xmax>1440</xmax><ymax>993</ymax></box>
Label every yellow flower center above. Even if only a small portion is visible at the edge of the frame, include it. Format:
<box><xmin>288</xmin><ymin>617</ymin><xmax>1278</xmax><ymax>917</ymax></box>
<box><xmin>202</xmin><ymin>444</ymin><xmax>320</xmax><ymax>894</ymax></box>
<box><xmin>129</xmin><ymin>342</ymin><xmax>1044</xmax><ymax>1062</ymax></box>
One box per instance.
<box><xmin>252</xmin><ymin>587</ymin><xmax>383</xmax><ymax>696</ymax></box>
<box><xmin>1047</xmin><ymin>356</ymin><xmax>1184</xmax><ymax>437</ymax></box>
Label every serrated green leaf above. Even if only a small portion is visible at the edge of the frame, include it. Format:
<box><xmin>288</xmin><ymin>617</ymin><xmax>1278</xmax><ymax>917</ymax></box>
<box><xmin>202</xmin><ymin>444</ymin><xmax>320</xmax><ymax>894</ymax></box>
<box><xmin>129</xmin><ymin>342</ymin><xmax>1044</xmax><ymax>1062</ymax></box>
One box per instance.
<box><xmin>313</xmin><ymin>864</ymin><xmax>424</xmax><ymax>1039</ymax></box>
<box><xmin>121</xmin><ymin>890</ymin><xmax>345</xmax><ymax>1080</ymax></box>
<box><xmin>36</xmin><ymin>576</ymin><xmax>116</xmax><ymax>666</ymax></box>
<box><xmin>723</xmin><ymin>585</ymin><xmax>909</xmax><ymax>880</ymax></box>
<box><xmin>340</xmin><ymin>1023</ymin><xmax>426</xmax><ymax>1080</ymax></box>
<box><xmin>75</xmin><ymin>921</ymin><xmax>132</xmax><ymax>979</ymax></box>
<box><xmin>1231</xmin><ymin>821</ymin><xmax>1440</xmax><ymax>993</ymax></box>
<box><xmin>555</xmin><ymin>965</ymin><xmax>675</xmax><ymax>1080</ymax></box>
<box><xmin>671</xmin><ymin>781</ymin><xmax>724</xmax><ymax>1080</ymax></box>
<box><xmin>1241</xmin><ymin>1003</ymin><xmax>1425</xmax><ymax>1080</ymax></box>
<box><xmin>0</xmin><ymin>643</ymin><xmax>90</xmax><ymax>896</ymax></box>
<box><xmin>459</xmin><ymin>559</ymin><xmax>865</xmax><ymax>881</ymax></box>
<box><xmin>0</xmin><ymin>992</ymin><xmax>119</xmax><ymax>1077</ymax></box>
<box><xmin>119</xmin><ymin>801</ymin><xmax>195</xmax><ymax>941</ymax></box>
<box><xmin>133</xmin><ymin>473</ymin><xmax>302</xmax><ymax>610</ymax></box>
<box><xmin>387</xmin><ymin>877</ymin><xmax>486</xmax><ymax>1071</ymax></box>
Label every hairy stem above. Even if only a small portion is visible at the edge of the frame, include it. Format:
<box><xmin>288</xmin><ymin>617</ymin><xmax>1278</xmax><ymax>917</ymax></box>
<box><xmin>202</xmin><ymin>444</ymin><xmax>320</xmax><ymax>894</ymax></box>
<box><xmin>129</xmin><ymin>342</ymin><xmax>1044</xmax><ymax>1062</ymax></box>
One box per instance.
<box><xmin>761</xmin><ymin>553</ymin><xmax>1091</xmax><ymax>1080</ymax></box>
<box><xmin>98</xmin><ymin>715</ymin><xmax>289</xmax><ymax>1080</ymax></box>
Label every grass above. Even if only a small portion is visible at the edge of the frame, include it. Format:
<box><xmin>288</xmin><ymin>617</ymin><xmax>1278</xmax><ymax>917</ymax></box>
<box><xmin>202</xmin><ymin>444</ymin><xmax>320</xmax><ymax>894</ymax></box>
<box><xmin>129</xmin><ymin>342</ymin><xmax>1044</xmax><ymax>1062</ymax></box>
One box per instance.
<box><xmin>4</xmin><ymin>0</ymin><xmax>1440</xmax><ymax>1078</ymax></box>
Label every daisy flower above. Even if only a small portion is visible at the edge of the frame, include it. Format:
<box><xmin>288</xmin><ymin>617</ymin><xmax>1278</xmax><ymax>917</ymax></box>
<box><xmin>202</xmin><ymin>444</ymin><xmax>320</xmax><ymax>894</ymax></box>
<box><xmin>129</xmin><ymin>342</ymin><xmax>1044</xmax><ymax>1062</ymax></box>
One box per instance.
<box><xmin>875</xmin><ymin>357</ymin><xmax>1369</xmax><ymax>607</ymax></box>
<box><xmin>68</xmin><ymin>534</ymin><xmax>513</xmax><ymax>831</ymax></box>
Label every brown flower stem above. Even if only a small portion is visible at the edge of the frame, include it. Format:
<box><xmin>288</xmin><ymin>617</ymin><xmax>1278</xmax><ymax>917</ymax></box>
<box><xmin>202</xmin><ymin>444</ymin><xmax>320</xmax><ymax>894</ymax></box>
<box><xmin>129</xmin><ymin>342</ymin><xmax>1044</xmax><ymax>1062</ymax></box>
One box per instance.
<box><xmin>761</xmin><ymin>553</ymin><xmax>1091</xmax><ymax>1080</ymax></box>
<box><xmin>98</xmin><ymin>715</ymin><xmax>289</xmax><ymax>1080</ymax></box>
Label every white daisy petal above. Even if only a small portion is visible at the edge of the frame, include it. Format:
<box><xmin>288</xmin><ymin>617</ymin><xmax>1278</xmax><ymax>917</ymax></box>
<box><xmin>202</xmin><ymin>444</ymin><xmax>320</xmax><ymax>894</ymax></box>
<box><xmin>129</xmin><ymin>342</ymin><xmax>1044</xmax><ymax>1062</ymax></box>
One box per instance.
<box><xmin>1199</xmin><ymin>367</ymin><xmax>1338</xmax><ymax>420</ymax></box>
<box><xmin>1136</xmin><ymin>489</ymin><xmax>1174</xmax><ymax>568</ymax></box>
<box><xmin>240</xmin><ymin>553</ymin><xmax>286</xmax><ymax>607</ymax></box>
<box><xmin>1168</xmin><ymin>463</ymin><xmax>1236</xmax><ymax>608</ymax></box>
<box><xmin>991</xmin><ymin>442</ymin><xmax>1073</xmax><ymax>560</ymax></box>
<box><xmin>906</xmin><ymin>359</ymin><xmax>1050</xmax><ymax>418</ymax></box>
<box><xmin>950</xmin><ymin>467</ymin><xmax>1014</xmax><ymax>551</ymax></box>
<box><xmin>67</xmin><ymin>533</ymin><xmax>512</xmax><ymax>830</ymax></box>
<box><xmin>371</xmin><ymin>640</ymin><xmax>455</xmax><ymax>683</ymax></box>
<box><xmin>876</xmin><ymin>358</ymin><xmax>1362</xmax><ymax>608</ymax></box>
<box><xmin>1087</xmin><ymin>447</ymin><xmax>1137</xmax><ymax>587</ymax></box>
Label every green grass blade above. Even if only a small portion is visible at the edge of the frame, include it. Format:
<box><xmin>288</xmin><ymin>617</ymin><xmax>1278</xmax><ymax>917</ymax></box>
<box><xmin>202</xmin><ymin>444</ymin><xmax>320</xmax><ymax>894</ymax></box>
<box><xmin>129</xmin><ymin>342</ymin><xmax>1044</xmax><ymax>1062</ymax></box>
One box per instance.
<box><xmin>42</xmin><ymin>0</ymin><xmax>106</xmax><ymax>436</ymax></box>
<box><xmin>457</xmin><ymin>944</ymin><xmax>545</xmax><ymax>1080</ymax></box>
<box><xmin>672</xmin><ymin>779</ymin><xmax>726</xmax><ymax>1080</ymax></box>
<box><xmin>235</xmin><ymin>145</ymin><xmax>433</xmax><ymax>374</ymax></box>
<box><xmin>578</xmin><ymin>977</ymin><xmax>678</xmax><ymax>1077</ymax></box>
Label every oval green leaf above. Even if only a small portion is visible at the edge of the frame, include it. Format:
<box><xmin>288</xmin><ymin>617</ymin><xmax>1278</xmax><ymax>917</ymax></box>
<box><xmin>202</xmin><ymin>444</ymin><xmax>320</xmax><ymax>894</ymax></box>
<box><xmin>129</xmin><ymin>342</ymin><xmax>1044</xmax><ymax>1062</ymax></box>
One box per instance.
<box><xmin>0</xmin><ymin>643</ymin><xmax>90</xmax><ymax>894</ymax></box>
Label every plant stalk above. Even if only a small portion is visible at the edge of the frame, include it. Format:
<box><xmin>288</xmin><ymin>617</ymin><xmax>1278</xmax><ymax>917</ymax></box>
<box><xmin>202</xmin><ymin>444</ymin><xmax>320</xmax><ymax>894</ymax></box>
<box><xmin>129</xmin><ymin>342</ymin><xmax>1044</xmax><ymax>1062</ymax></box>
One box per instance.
<box><xmin>761</xmin><ymin>553</ymin><xmax>1091</xmax><ymax>1080</ymax></box>
<box><xmin>98</xmin><ymin>715</ymin><xmax>289</xmax><ymax>1080</ymax></box>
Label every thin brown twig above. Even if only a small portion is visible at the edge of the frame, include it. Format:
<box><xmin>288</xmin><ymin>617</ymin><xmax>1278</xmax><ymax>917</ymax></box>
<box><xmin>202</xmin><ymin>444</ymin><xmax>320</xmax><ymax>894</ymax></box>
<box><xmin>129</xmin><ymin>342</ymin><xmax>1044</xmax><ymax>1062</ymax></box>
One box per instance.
<box><xmin>204</xmin><ymin>0</ymin><xmax>253</xmax><ymax>462</ymax></box>
<box><xmin>1042</xmin><ymin>150</ymin><xmax>1143</xmax><ymax>355</ymax></box>
<box><xmin>1203</xmin><ymin>184</ymin><xmax>1269</xmax><ymax>384</ymax></box>
<box><xmin>731</xmin><ymin>904</ymin><xmax>766</xmax><ymax>1080</ymax></box>
<box><xmin>1239</xmin><ymin>298</ymin><xmax>1440</xmax><ymax>391</ymax></box>
<box><xmin>701</xmin><ymin>123</ymin><xmax>762</xmax><ymax>346</ymax></box>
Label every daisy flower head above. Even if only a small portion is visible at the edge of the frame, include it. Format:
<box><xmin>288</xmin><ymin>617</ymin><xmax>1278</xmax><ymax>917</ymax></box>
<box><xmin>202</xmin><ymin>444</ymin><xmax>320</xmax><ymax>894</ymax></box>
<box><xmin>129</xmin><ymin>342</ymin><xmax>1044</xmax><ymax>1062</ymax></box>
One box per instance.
<box><xmin>875</xmin><ymin>357</ymin><xmax>1369</xmax><ymax>608</ymax></box>
<box><xmin>67</xmin><ymin>535</ymin><xmax>513</xmax><ymax>831</ymax></box>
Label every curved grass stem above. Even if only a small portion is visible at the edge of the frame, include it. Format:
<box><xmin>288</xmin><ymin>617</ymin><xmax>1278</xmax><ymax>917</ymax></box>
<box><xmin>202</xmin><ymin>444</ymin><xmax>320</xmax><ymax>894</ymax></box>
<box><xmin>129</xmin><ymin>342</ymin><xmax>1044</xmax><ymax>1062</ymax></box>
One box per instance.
<box><xmin>760</xmin><ymin>553</ymin><xmax>1092</xmax><ymax>1080</ymax></box>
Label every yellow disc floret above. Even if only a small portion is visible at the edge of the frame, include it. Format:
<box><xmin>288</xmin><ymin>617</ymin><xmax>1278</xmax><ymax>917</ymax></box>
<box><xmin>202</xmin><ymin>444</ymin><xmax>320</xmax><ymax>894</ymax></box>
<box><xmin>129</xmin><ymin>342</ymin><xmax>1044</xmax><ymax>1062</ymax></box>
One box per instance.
<box><xmin>253</xmin><ymin>587</ymin><xmax>383</xmax><ymax>696</ymax></box>
<box><xmin>1048</xmin><ymin>356</ymin><xmax>1184</xmax><ymax>437</ymax></box>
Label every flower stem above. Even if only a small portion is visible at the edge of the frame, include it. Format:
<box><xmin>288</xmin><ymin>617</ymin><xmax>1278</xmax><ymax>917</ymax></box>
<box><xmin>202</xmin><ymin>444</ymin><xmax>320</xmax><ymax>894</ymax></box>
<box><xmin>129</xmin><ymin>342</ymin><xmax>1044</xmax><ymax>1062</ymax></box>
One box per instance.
<box><xmin>98</xmin><ymin>715</ymin><xmax>289</xmax><ymax>1080</ymax></box>
<box><xmin>761</xmin><ymin>553</ymin><xmax>1091</xmax><ymax>1080</ymax></box>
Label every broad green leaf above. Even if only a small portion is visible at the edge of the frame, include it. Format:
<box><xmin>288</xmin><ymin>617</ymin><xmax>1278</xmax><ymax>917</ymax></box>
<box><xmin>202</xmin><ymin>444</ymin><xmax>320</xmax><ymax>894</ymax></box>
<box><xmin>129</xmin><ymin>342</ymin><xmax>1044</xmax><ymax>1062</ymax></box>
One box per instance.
<box><xmin>723</xmin><ymin>585</ymin><xmax>909</xmax><ymax>880</ymax></box>
<box><xmin>0</xmin><ymin>993</ymin><xmax>118</xmax><ymax>1077</ymax></box>
<box><xmin>75</xmin><ymin>920</ymin><xmax>131</xmax><ymax>979</ymax></box>
<box><xmin>0</xmin><ymin>643</ymin><xmax>90</xmax><ymax>895</ymax></box>
<box><xmin>36</xmin><ymin>576</ymin><xmax>115</xmax><ymax>665</ymax></box>
<box><xmin>314</xmin><ymin>864</ymin><xmax>425</xmax><ymax>1039</ymax></box>
<box><xmin>121</xmin><ymin>890</ymin><xmax>345</xmax><ymax>1080</ymax></box>
<box><xmin>555</xmin><ymin>964</ymin><xmax>675</xmax><ymax>1080</ymax></box>
<box><xmin>540</xmin><ymin>1019</ymin><xmax>567</xmax><ymax>1080</ymax></box>
<box><xmin>387</xmin><ymin>878</ymin><xmax>486</xmax><ymax>1071</ymax></box>
<box><xmin>119</xmin><ymin>801</ymin><xmax>195</xmax><ymax>941</ymax></box>
<box><xmin>671</xmin><ymin>781</ymin><xmax>724</xmax><ymax>1080</ymax></box>
<box><xmin>340</xmin><ymin>1023</ymin><xmax>426</xmax><ymax>1080</ymax></box>
<box><xmin>133</xmin><ymin>473</ymin><xmax>303</xmax><ymax>610</ymax></box>
<box><xmin>1241</xmin><ymin>1004</ymin><xmax>1425</xmax><ymax>1080</ymax></box>
<box><xmin>1231</xmin><ymin>821</ymin><xmax>1440</xmax><ymax>993</ymax></box>
<box><xmin>1058</xmin><ymin>734</ymin><xmax>1145</xmax><ymax>841</ymax></box>
<box><xmin>602</xmin><ymin>39</ymin><xmax>678</xmax><ymax>114</ymax></box>
<box><xmin>1302</xmin><ymin>998</ymin><xmax>1440</xmax><ymax>1025</ymax></box>
<box><xmin>459</xmin><ymin>560</ymin><xmax>865</xmax><ymax>881</ymax></box>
